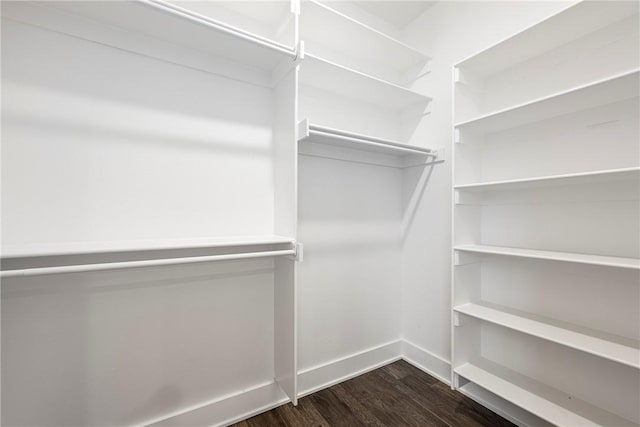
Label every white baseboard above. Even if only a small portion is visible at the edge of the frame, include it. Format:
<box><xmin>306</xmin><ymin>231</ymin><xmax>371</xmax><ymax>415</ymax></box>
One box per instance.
<box><xmin>400</xmin><ymin>339</ymin><xmax>451</xmax><ymax>386</ymax></box>
<box><xmin>144</xmin><ymin>340</ymin><xmax>542</xmax><ymax>427</ymax></box>
<box><xmin>144</xmin><ymin>381</ymin><xmax>289</xmax><ymax>427</ymax></box>
<box><xmin>297</xmin><ymin>340</ymin><xmax>403</xmax><ymax>398</ymax></box>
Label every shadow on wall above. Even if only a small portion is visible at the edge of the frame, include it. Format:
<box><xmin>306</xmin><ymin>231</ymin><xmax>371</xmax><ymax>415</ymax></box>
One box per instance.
<box><xmin>402</xmin><ymin>163</ymin><xmax>436</xmax><ymax>242</ymax></box>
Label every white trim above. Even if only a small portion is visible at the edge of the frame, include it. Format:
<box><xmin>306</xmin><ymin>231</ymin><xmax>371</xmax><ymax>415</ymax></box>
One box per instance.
<box><xmin>143</xmin><ymin>381</ymin><xmax>289</xmax><ymax>427</ymax></box>
<box><xmin>140</xmin><ymin>340</ymin><xmax>559</xmax><ymax>427</ymax></box>
<box><xmin>401</xmin><ymin>340</ymin><xmax>451</xmax><ymax>386</ymax></box>
<box><xmin>297</xmin><ymin>340</ymin><xmax>403</xmax><ymax>397</ymax></box>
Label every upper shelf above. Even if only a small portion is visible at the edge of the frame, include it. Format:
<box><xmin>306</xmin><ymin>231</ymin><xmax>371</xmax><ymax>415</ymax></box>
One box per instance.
<box><xmin>1</xmin><ymin>235</ymin><xmax>295</xmax><ymax>259</ymax></box>
<box><xmin>455</xmin><ymin>1</ymin><xmax>639</xmax><ymax>77</ymax></box>
<box><xmin>300</xmin><ymin>53</ymin><xmax>432</xmax><ymax>110</ymax></box>
<box><xmin>454</xmin><ymin>70</ymin><xmax>639</xmax><ymax>133</ymax></box>
<box><xmin>298</xmin><ymin>119</ymin><xmax>437</xmax><ymax>161</ymax></box>
<box><xmin>300</xmin><ymin>0</ymin><xmax>430</xmax><ymax>84</ymax></box>
<box><xmin>454</xmin><ymin>244</ymin><xmax>640</xmax><ymax>270</ymax></box>
<box><xmin>3</xmin><ymin>1</ymin><xmax>296</xmax><ymax>87</ymax></box>
<box><xmin>454</xmin><ymin>167</ymin><xmax>640</xmax><ymax>192</ymax></box>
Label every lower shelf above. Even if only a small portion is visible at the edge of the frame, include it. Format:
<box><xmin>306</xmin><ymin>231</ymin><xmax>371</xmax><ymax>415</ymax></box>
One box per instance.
<box><xmin>454</xmin><ymin>303</ymin><xmax>640</xmax><ymax>369</ymax></box>
<box><xmin>455</xmin><ymin>360</ymin><xmax>636</xmax><ymax>427</ymax></box>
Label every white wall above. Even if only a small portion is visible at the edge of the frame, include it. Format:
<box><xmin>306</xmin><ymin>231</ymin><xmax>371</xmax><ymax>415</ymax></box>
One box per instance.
<box><xmin>400</xmin><ymin>0</ymin><xmax>575</xmax><ymax>372</ymax></box>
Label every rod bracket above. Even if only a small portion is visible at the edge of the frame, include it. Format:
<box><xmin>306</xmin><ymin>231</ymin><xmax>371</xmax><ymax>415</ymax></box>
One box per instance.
<box><xmin>294</xmin><ymin>242</ymin><xmax>304</xmax><ymax>262</ymax></box>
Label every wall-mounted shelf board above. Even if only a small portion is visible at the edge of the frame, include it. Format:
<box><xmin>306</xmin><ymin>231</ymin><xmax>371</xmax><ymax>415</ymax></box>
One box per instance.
<box><xmin>455</xmin><ymin>303</ymin><xmax>640</xmax><ymax>369</ymax></box>
<box><xmin>454</xmin><ymin>167</ymin><xmax>640</xmax><ymax>192</ymax></box>
<box><xmin>456</xmin><ymin>1</ymin><xmax>639</xmax><ymax>77</ymax></box>
<box><xmin>298</xmin><ymin>119</ymin><xmax>436</xmax><ymax>159</ymax></box>
<box><xmin>454</xmin><ymin>245</ymin><xmax>640</xmax><ymax>270</ymax></box>
<box><xmin>1</xmin><ymin>235</ymin><xmax>295</xmax><ymax>259</ymax></box>
<box><xmin>454</xmin><ymin>70</ymin><xmax>639</xmax><ymax>134</ymax></box>
<box><xmin>300</xmin><ymin>54</ymin><xmax>431</xmax><ymax>110</ymax></box>
<box><xmin>4</xmin><ymin>1</ymin><xmax>296</xmax><ymax>82</ymax></box>
<box><xmin>163</xmin><ymin>0</ymin><xmax>295</xmax><ymax>48</ymax></box>
<box><xmin>300</xmin><ymin>0</ymin><xmax>429</xmax><ymax>76</ymax></box>
<box><xmin>455</xmin><ymin>360</ymin><xmax>636</xmax><ymax>427</ymax></box>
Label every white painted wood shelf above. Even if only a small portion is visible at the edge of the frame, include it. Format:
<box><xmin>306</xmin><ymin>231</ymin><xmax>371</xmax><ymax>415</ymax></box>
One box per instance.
<box><xmin>454</xmin><ymin>244</ymin><xmax>640</xmax><ymax>270</ymax></box>
<box><xmin>300</xmin><ymin>53</ymin><xmax>431</xmax><ymax>110</ymax></box>
<box><xmin>455</xmin><ymin>360</ymin><xmax>636</xmax><ymax>427</ymax></box>
<box><xmin>456</xmin><ymin>1</ymin><xmax>639</xmax><ymax>78</ymax></box>
<box><xmin>454</xmin><ymin>303</ymin><xmax>640</xmax><ymax>369</ymax></box>
<box><xmin>4</xmin><ymin>0</ymin><xmax>296</xmax><ymax>84</ymax></box>
<box><xmin>300</xmin><ymin>0</ymin><xmax>429</xmax><ymax>80</ymax></box>
<box><xmin>454</xmin><ymin>167</ymin><xmax>640</xmax><ymax>192</ymax></box>
<box><xmin>454</xmin><ymin>69</ymin><xmax>639</xmax><ymax>134</ymax></box>
<box><xmin>298</xmin><ymin>119</ymin><xmax>437</xmax><ymax>161</ymax></box>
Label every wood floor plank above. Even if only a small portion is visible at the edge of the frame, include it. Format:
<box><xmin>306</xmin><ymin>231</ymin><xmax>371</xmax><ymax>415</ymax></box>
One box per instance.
<box><xmin>233</xmin><ymin>360</ymin><xmax>515</xmax><ymax>427</ymax></box>
<box><xmin>380</xmin><ymin>362</ymin><xmax>508</xmax><ymax>427</ymax></box>
<box><xmin>340</xmin><ymin>369</ymin><xmax>449</xmax><ymax>426</ymax></box>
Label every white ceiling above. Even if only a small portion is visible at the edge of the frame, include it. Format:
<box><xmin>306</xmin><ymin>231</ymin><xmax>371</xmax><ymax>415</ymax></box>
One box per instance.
<box><xmin>351</xmin><ymin>1</ymin><xmax>438</xmax><ymax>29</ymax></box>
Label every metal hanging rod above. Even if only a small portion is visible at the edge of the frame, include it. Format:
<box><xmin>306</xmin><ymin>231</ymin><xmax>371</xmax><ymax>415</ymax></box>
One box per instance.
<box><xmin>310</xmin><ymin>129</ymin><xmax>438</xmax><ymax>158</ymax></box>
<box><xmin>0</xmin><ymin>249</ymin><xmax>296</xmax><ymax>278</ymax></box>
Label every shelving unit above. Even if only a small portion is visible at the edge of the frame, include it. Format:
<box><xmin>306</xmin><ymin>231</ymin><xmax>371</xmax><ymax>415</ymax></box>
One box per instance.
<box><xmin>295</xmin><ymin>0</ymin><xmax>440</xmax><ymax>406</ymax></box>
<box><xmin>454</xmin><ymin>245</ymin><xmax>640</xmax><ymax>270</ymax></box>
<box><xmin>455</xmin><ymin>360</ymin><xmax>636</xmax><ymax>427</ymax></box>
<box><xmin>452</xmin><ymin>2</ymin><xmax>640</xmax><ymax>425</ymax></box>
<box><xmin>299</xmin><ymin>0</ymin><xmax>430</xmax><ymax>85</ymax></box>
<box><xmin>1</xmin><ymin>1</ymin><xmax>299</xmax><ymax>425</ymax></box>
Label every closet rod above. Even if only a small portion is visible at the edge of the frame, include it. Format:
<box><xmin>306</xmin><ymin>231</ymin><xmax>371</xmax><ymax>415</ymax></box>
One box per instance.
<box><xmin>0</xmin><ymin>249</ymin><xmax>296</xmax><ymax>278</ymax></box>
<box><xmin>311</xmin><ymin>130</ymin><xmax>438</xmax><ymax>158</ymax></box>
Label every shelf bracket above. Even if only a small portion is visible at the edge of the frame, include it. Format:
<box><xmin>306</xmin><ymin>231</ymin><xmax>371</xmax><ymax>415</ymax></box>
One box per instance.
<box><xmin>453</xmin><ymin>311</ymin><xmax>469</xmax><ymax>327</ymax></box>
<box><xmin>454</xmin><ymin>190</ymin><xmax>483</xmax><ymax>205</ymax></box>
<box><xmin>454</xmin><ymin>128</ymin><xmax>461</xmax><ymax>144</ymax></box>
<box><xmin>454</xmin><ymin>251</ymin><xmax>479</xmax><ymax>266</ymax></box>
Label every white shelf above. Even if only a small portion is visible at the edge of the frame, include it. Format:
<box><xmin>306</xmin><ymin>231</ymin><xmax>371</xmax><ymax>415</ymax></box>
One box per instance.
<box><xmin>1</xmin><ymin>235</ymin><xmax>295</xmax><ymax>259</ymax></box>
<box><xmin>455</xmin><ymin>167</ymin><xmax>640</xmax><ymax>192</ymax></box>
<box><xmin>455</xmin><ymin>303</ymin><xmax>640</xmax><ymax>369</ymax></box>
<box><xmin>300</xmin><ymin>53</ymin><xmax>431</xmax><ymax>110</ymax></box>
<box><xmin>6</xmin><ymin>1</ymin><xmax>296</xmax><ymax>80</ymax></box>
<box><xmin>454</xmin><ymin>70</ymin><xmax>639</xmax><ymax>134</ymax></box>
<box><xmin>298</xmin><ymin>119</ymin><xmax>436</xmax><ymax>159</ymax></box>
<box><xmin>455</xmin><ymin>360</ymin><xmax>636</xmax><ymax>427</ymax></box>
<box><xmin>300</xmin><ymin>0</ymin><xmax>429</xmax><ymax>76</ymax></box>
<box><xmin>456</xmin><ymin>1</ymin><xmax>639</xmax><ymax>77</ymax></box>
<box><xmin>454</xmin><ymin>245</ymin><xmax>640</xmax><ymax>270</ymax></box>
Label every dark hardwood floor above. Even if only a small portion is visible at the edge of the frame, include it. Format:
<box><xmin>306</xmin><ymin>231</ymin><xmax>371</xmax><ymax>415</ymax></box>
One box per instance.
<box><xmin>233</xmin><ymin>360</ymin><xmax>514</xmax><ymax>427</ymax></box>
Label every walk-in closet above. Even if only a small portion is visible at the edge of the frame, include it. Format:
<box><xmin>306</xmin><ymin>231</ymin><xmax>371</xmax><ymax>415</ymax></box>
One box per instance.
<box><xmin>1</xmin><ymin>1</ymin><xmax>638</xmax><ymax>426</ymax></box>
